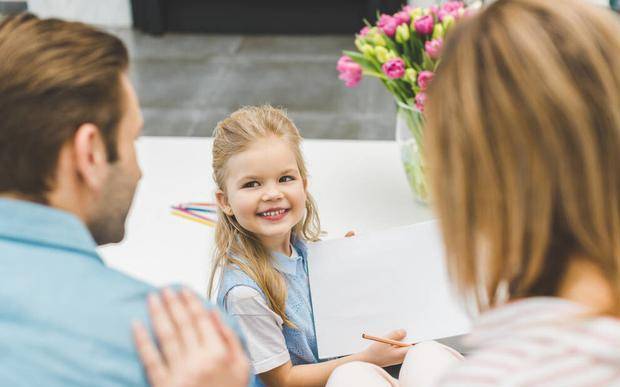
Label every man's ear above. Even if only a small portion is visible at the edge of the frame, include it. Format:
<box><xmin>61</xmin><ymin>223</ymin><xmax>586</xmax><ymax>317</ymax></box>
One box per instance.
<box><xmin>215</xmin><ymin>189</ymin><xmax>234</xmax><ymax>216</ymax></box>
<box><xmin>73</xmin><ymin>123</ymin><xmax>108</xmax><ymax>191</ymax></box>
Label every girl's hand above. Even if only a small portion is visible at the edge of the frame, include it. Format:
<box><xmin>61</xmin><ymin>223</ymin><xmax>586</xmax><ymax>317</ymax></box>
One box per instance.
<box><xmin>359</xmin><ymin>329</ymin><xmax>410</xmax><ymax>367</ymax></box>
<box><xmin>133</xmin><ymin>288</ymin><xmax>250</xmax><ymax>387</ymax></box>
<box><xmin>344</xmin><ymin>230</ymin><xmax>356</xmax><ymax>237</ymax></box>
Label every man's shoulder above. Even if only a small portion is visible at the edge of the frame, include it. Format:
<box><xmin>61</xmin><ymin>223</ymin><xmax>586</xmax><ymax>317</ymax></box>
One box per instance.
<box><xmin>0</xmin><ymin>227</ymin><xmax>232</xmax><ymax>386</ymax></box>
<box><xmin>0</xmin><ymin>243</ymin><xmax>225</xmax><ymax>386</ymax></box>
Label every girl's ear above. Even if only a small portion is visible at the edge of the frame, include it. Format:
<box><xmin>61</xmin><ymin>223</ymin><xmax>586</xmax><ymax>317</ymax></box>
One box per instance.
<box><xmin>303</xmin><ymin>177</ymin><xmax>308</xmax><ymax>191</ymax></box>
<box><xmin>215</xmin><ymin>189</ymin><xmax>234</xmax><ymax>216</ymax></box>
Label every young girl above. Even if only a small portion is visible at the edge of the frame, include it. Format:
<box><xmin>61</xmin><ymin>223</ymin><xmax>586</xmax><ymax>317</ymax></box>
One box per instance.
<box><xmin>207</xmin><ymin>105</ymin><xmax>409</xmax><ymax>387</ymax></box>
<box><xmin>328</xmin><ymin>0</ymin><xmax>620</xmax><ymax>386</ymax></box>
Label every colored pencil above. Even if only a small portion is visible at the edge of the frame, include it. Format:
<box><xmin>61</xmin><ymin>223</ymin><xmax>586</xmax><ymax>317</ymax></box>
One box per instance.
<box><xmin>187</xmin><ymin>202</ymin><xmax>217</xmax><ymax>207</ymax></box>
<box><xmin>171</xmin><ymin>210</ymin><xmax>215</xmax><ymax>227</ymax></box>
<box><xmin>361</xmin><ymin>333</ymin><xmax>414</xmax><ymax>347</ymax></box>
<box><xmin>175</xmin><ymin>206</ymin><xmax>217</xmax><ymax>214</ymax></box>
<box><xmin>171</xmin><ymin>207</ymin><xmax>217</xmax><ymax>222</ymax></box>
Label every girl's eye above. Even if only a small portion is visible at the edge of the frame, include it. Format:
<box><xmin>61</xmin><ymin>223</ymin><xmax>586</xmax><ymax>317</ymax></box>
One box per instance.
<box><xmin>242</xmin><ymin>181</ymin><xmax>260</xmax><ymax>189</ymax></box>
<box><xmin>280</xmin><ymin>175</ymin><xmax>295</xmax><ymax>183</ymax></box>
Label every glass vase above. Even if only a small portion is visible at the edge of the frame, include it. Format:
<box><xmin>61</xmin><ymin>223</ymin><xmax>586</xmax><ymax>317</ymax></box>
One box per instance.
<box><xmin>395</xmin><ymin>101</ymin><xmax>428</xmax><ymax>204</ymax></box>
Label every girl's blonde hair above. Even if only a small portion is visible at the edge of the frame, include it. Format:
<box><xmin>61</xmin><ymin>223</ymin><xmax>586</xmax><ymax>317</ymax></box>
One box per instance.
<box><xmin>207</xmin><ymin>105</ymin><xmax>321</xmax><ymax>326</ymax></box>
<box><xmin>425</xmin><ymin>0</ymin><xmax>620</xmax><ymax>312</ymax></box>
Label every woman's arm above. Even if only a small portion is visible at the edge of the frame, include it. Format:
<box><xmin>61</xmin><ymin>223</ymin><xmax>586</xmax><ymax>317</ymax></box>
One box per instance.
<box><xmin>259</xmin><ymin>329</ymin><xmax>409</xmax><ymax>387</ymax></box>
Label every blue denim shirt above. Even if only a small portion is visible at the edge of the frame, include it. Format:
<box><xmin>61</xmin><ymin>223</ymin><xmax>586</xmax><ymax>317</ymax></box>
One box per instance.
<box><xmin>0</xmin><ymin>198</ymin><xmax>249</xmax><ymax>386</ymax></box>
<box><xmin>217</xmin><ymin>239</ymin><xmax>319</xmax><ymax>387</ymax></box>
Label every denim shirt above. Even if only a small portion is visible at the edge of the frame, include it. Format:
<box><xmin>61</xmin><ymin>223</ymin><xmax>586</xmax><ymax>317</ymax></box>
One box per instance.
<box><xmin>0</xmin><ymin>198</ymin><xmax>249</xmax><ymax>386</ymax></box>
<box><xmin>216</xmin><ymin>238</ymin><xmax>319</xmax><ymax>386</ymax></box>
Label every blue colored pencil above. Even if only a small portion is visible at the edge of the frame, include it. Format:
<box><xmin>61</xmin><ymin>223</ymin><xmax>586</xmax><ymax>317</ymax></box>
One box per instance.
<box><xmin>177</xmin><ymin>206</ymin><xmax>216</xmax><ymax>214</ymax></box>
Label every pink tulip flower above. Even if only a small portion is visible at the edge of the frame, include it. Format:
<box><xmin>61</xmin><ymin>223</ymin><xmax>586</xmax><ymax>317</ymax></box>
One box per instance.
<box><xmin>438</xmin><ymin>1</ymin><xmax>464</xmax><ymax>21</ymax></box>
<box><xmin>359</xmin><ymin>26</ymin><xmax>371</xmax><ymax>36</ymax></box>
<box><xmin>394</xmin><ymin>11</ymin><xmax>411</xmax><ymax>26</ymax></box>
<box><xmin>378</xmin><ymin>14</ymin><xmax>398</xmax><ymax>37</ymax></box>
<box><xmin>414</xmin><ymin>15</ymin><xmax>434</xmax><ymax>35</ymax></box>
<box><xmin>442</xmin><ymin>1</ymin><xmax>464</xmax><ymax>13</ymax></box>
<box><xmin>415</xmin><ymin>92</ymin><xmax>427</xmax><ymax>112</ymax></box>
<box><xmin>425</xmin><ymin>38</ymin><xmax>443</xmax><ymax>59</ymax></box>
<box><xmin>417</xmin><ymin>70</ymin><xmax>434</xmax><ymax>90</ymax></box>
<box><xmin>337</xmin><ymin>55</ymin><xmax>363</xmax><ymax>88</ymax></box>
<box><xmin>382</xmin><ymin>58</ymin><xmax>406</xmax><ymax>79</ymax></box>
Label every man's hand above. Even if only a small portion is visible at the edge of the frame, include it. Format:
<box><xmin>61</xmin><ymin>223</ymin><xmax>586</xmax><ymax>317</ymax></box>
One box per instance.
<box><xmin>133</xmin><ymin>288</ymin><xmax>250</xmax><ymax>387</ymax></box>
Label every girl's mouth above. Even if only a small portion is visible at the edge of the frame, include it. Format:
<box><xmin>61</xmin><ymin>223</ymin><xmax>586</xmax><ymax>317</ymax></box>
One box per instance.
<box><xmin>257</xmin><ymin>208</ymin><xmax>290</xmax><ymax>221</ymax></box>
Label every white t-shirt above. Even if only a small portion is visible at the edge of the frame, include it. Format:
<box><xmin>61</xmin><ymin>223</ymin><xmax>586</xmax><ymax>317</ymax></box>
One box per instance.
<box><xmin>225</xmin><ymin>285</ymin><xmax>290</xmax><ymax>374</ymax></box>
<box><xmin>223</xmin><ymin>245</ymin><xmax>301</xmax><ymax>375</ymax></box>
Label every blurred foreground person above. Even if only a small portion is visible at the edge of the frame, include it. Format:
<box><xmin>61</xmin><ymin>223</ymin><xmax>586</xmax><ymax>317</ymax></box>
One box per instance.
<box><xmin>0</xmin><ymin>13</ymin><xmax>248</xmax><ymax>387</ymax></box>
<box><xmin>328</xmin><ymin>0</ymin><xmax>620</xmax><ymax>385</ymax></box>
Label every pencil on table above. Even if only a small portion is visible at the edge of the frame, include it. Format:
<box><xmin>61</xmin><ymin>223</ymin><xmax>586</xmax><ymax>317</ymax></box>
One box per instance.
<box><xmin>362</xmin><ymin>333</ymin><xmax>414</xmax><ymax>347</ymax></box>
<box><xmin>187</xmin><ymin>202</ymin><xmax>217</xmax><ymax>207</ymax></box>
<box><xmin>171</xmin><ymin>210</ymin><xmax>215</xmax><ymax>227</ymax></box>
<box><xmin>177</xmin><ymin>206</ymin><xmax>217</xmax><ymax>214</ymax></box>
<box><xmin>172</xmin><ymin>206</ymin><xmax>217</xmax><ymax>223</ymax></box>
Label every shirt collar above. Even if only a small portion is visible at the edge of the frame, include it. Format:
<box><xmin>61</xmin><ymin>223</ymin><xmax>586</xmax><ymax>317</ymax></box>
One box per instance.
<box><xmin>271</xmin><ymin>244</ymin><xmax>302</xmax><ymax>275</ymax></box>
<box><xmin>0</xmin><ymin>198</ymin><xmax>101</xmax><ymax>261</ymax></box>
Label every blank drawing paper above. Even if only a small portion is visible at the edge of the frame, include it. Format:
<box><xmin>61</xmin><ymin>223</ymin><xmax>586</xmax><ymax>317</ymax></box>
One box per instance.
<box><xmin>307</xmin><ymin>220</ymin><xmax>471</xmax><ymax>359</ymax></box>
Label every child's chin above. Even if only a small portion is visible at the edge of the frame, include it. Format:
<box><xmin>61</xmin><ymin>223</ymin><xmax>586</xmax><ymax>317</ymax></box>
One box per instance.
<box><xmin>257</xmin><ymin>225</ymin><xmax>292</xmax><ymax>237</ymax></box>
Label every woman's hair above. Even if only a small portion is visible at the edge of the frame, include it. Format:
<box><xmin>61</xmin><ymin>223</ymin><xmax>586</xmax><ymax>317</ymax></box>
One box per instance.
<box><xmin>207</xmin><ymin>105</ymin><xmax>321</xmax><ymax>326</ymax></box>
<box><xmin>425</xmin><ymin>0</ymin><xmax>620</xmax><ymax>311</ymax></box>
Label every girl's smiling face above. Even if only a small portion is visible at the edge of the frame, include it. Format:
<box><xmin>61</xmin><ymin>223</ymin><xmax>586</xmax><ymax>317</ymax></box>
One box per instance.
<box><xmin>216</xmin><ymin>136</ymin><xmax>307</xmax><ymax>251</ymax></box>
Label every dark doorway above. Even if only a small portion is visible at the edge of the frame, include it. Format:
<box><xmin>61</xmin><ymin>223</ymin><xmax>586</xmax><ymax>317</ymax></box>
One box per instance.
<box><xmin>131</xmin><ymin>0</ymin><xmax>404</xmax><ymax>35</ymax></box>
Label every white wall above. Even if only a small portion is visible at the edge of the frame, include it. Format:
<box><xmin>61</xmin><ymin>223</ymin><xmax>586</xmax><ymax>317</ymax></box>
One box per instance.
<box><xmin>27</xmin><ymin>0</ymin><xmax>131</xmax><ymax>27</ymax></box>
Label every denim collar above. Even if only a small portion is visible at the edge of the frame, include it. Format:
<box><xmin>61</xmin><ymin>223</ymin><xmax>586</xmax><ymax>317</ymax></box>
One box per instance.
<box><xmin>271</xmin><ymin>244</ymin><xmax>302</xmax><ymax>275</ymax></box>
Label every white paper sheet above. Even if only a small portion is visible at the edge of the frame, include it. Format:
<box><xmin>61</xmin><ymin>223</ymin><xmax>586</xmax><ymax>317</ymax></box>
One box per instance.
<box><xmin>307</xmin><ymin>221</ymin><xmax>471</xmax><ymax>359</ymax></box>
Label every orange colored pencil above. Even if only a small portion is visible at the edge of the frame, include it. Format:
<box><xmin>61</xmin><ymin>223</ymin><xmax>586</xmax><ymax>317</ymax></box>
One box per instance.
<box><xmin>187</xmin><ymin>202</ymin><xmax>217</xmax><ymax>207</ymax></box>
<box><xmin>362</xmin><ymin>333</ymin><xmax>414</xmax><ymax>347</ymax></box>
<box><xmin>171</xmin><ymin>210</ymin><xmax>215</xmax><ymax>227</ymax></box>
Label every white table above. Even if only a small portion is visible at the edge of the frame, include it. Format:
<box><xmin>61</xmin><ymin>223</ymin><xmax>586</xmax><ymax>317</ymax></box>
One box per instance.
<box><xmin>98</xmin><ymin>136</ymin><xmax>434</xmax><ymax>295</ymax></box>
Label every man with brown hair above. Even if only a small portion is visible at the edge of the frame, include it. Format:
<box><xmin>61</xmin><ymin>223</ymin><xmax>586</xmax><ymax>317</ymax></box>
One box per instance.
<box><xmin>0</xmin><ymin>13</ymin><xmax>249</xmax><ymax>386</ymax></box>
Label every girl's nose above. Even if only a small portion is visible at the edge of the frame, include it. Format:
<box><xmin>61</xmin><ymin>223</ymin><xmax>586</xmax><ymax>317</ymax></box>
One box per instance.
<box><xmin>262</xmin><ymin>187</ymin><xmax>284</xmax><ymax>201</ymax></box>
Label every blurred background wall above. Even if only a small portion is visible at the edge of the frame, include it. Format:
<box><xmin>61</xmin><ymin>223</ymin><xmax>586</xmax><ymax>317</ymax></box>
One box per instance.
<box><xmin>0</xmin><ymin>0</ymin><xmax>616</xmax><ymax>140</ymax></box>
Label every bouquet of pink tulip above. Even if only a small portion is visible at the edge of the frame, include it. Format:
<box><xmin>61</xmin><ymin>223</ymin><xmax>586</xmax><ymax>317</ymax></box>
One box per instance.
<box><xmin>337</xmin><ymin>1</ymin><xmax>467</xmax><ymax>109</ymax></box>
<box><xmin>337</xmin><ymin>1</ymin><xmax>469</xmax><ymax>202</ymax></box>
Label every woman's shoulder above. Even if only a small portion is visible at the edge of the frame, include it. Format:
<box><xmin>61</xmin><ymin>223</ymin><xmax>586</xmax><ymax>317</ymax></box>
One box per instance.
<box><xmin>437</xmin><ymin>313</ymin><xmax>620</xmax><ymax>386</ymax></box>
